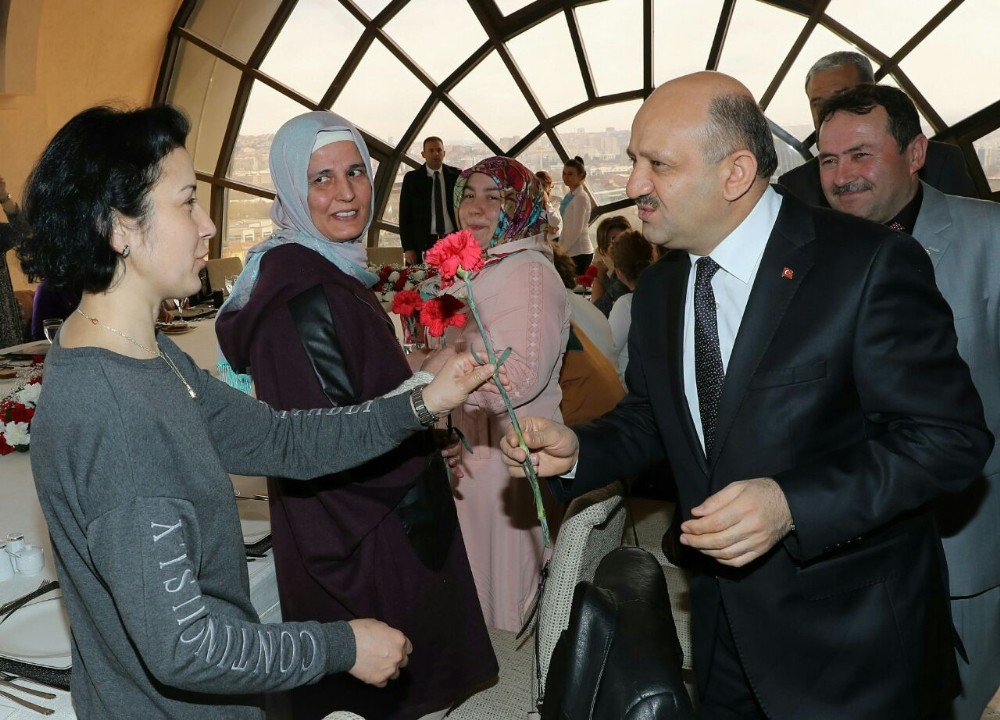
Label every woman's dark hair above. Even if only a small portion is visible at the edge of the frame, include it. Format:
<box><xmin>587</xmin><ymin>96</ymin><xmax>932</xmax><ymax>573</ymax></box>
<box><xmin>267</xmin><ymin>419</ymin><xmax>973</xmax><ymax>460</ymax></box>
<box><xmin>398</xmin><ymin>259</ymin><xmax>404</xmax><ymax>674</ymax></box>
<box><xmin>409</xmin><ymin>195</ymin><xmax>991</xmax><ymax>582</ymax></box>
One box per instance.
<box><xmin>595</xmin><ymin>214</ymin><xmax>631</xmax><ymax>255</ymax></box>
<box><xmin>547</xmin><ymin>241</ymin><xmax>578</xmax><ymax>290</ymax></box>
<box><xmin>564</xmin><ymin>156</ymin><xmax>586</xmax><ymax>178</ymax></box>
<box><xmin>17</xmin><ymin>104</ymin><xmax>190</xmax><ymax>293</ymax></box>
<box><xmin>608</xmin><ymin>230</ymin><xmax>653</xmax><ymax>283</ymax></box>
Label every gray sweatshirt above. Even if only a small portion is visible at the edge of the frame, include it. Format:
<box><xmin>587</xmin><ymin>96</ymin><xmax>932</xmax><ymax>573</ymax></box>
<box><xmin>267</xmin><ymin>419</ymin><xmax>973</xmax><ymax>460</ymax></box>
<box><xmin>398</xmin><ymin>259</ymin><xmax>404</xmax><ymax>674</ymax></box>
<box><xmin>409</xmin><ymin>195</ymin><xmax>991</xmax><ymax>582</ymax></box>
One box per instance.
<box><xmin>29</xmin><ymin>334</ymin><xmax>424</xmax><ymax>719</ymax></box>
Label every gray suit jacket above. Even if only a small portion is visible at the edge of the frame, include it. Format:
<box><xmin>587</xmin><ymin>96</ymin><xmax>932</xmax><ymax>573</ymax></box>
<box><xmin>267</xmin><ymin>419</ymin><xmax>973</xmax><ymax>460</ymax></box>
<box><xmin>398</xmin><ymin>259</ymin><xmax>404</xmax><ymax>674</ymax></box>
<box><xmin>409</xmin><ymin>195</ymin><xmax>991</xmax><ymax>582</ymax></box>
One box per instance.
<box><xmin>914</xmin><ymin>182</ymin><xmax>1000</xmax><ymax>597</ymax></box>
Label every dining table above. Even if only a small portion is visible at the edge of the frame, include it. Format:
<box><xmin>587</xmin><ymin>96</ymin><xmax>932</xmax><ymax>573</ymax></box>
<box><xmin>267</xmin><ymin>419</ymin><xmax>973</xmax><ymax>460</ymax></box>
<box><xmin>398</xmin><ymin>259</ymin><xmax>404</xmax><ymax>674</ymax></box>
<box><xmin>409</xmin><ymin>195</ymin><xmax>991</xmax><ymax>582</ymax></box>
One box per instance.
<box><xmin>0</xmin><ymin>314</ymin><xmax>278</xmax><ymax>719</ymax></box>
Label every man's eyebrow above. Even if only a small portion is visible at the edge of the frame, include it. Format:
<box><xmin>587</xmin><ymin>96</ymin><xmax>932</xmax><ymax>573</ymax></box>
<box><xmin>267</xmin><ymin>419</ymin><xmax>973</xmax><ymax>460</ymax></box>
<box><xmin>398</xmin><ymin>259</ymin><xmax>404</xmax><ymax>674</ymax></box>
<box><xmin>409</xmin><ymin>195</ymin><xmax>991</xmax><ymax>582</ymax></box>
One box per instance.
<box><xmin>819</xmin><ymin>142</ymin><xmax>871</xmax><ymax>159</ymax></box>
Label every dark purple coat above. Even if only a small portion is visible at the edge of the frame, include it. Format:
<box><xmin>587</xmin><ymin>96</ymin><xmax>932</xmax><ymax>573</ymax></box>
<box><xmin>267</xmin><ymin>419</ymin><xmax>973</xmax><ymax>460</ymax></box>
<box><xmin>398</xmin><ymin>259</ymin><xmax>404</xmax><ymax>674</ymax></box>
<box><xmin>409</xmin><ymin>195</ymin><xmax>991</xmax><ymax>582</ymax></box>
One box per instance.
<box><xmin>216</xmin><ymin>244</ymin><xmax>496</xmax><ymax>719</ymax></box>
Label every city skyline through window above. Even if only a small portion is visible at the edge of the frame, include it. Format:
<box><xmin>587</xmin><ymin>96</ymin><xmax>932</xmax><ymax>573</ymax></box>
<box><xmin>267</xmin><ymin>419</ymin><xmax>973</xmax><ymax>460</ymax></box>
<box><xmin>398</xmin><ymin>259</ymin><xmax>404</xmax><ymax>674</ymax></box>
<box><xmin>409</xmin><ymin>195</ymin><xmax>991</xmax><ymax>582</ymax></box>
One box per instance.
<box><xmin>166</xmin><ymin>0</ymin><xmax>1000</xmax><ymax>260</ymax></box>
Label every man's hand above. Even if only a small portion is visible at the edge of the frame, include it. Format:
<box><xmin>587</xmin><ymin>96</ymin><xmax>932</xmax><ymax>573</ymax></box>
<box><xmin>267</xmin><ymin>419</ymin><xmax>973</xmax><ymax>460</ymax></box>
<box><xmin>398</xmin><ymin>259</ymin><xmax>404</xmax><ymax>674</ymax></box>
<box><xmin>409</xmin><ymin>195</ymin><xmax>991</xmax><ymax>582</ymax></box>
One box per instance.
<box><xmin>404</xmin><ymin>250</ymin><xmax>418</xmax><ymax>266</ymax></box>
<box><xmin>679</xmin><ymin>477</ymin><xmax>793</xmax><ymax>567</ymax></box>
<box><xmin>347</xmin><ymin>619</ymin><xmax>412</xmax><ymax>687</ymax></box>
<box><xmin>500</xmin><ymin>416</ymin><xmax>579</xmax><ymax>478</ymax></box>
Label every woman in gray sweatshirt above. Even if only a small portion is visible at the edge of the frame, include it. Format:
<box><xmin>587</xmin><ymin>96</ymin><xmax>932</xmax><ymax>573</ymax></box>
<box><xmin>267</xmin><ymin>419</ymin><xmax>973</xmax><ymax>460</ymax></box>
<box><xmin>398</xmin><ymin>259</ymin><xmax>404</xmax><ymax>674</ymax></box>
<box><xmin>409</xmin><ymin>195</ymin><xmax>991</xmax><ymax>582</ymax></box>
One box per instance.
<box><xmin>15</xmin><ymin>105</ymin><xmax>495</xmax><ymax>719</ymax></box>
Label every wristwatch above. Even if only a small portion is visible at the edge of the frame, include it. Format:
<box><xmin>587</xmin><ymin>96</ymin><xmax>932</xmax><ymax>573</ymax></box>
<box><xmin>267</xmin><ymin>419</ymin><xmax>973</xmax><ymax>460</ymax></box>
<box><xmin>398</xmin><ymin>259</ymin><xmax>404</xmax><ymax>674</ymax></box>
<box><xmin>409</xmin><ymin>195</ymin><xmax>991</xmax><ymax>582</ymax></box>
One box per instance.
<box><xmin>409</xmin><ymin>384</ymin><xmax>440</xmax><ymax>427</ymax></box>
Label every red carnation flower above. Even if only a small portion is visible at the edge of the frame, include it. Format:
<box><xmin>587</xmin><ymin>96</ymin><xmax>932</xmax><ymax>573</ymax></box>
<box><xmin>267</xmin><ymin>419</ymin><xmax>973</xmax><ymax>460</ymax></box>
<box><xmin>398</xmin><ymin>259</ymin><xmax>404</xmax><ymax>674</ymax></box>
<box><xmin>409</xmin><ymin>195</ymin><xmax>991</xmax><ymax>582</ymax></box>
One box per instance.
<box><xmin>420</xmin><ymin>294</ymin><xmax>468</xmax><ymax>337</ymax></box>
<box><xmin>0</xmin><ymin>434</ymin><xmax>13</xmax><ymax>456</ymax></box>
<box><xmin>391</xmin><ymin>289</ymin><xmax>424</xmax><ymax>318</ymax></box>
<box><xmin>577</xmin><ymin>274</ymin><xmax>595</xmax><ymax>288</ymax></box>
<box><xmin>585</xmin><ymin>264</ymin><xmax>599</xmax><ymax>278</ymax></box>
<box><xmin>4</xmin><ymin>402</ymin><xmax>34</xmax><ymax>424</ymax></box>
<box><xmin>424</xmin><ymin>230</ymin><xmax>485</xmax><ymax>287</ymax></box>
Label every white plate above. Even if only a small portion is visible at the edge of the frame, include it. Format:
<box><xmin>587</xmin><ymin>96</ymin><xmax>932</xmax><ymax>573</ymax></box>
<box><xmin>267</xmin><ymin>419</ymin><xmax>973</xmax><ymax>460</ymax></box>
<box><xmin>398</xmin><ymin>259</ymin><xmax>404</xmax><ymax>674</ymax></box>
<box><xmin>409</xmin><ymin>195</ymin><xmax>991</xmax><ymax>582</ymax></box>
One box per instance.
<box><xmin>0</xmin><ymin>597</ymin><xmax>72</xmax><ymax>669</ymax></box>
<box><xmin>238</xmin><ymin>502</ymin><xmax>271</xmax><ymax>544</ymax></box>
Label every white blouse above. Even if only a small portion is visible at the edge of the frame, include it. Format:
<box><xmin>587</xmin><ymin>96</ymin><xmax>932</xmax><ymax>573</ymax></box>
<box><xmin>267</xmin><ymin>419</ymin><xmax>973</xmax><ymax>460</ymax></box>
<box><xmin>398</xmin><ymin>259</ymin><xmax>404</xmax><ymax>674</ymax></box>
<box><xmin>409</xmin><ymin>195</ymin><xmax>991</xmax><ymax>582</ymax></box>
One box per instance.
<box><xmin>559</xmin><ymin>189</ymin><xmax>594</xmax><ymax>258</ymax></box>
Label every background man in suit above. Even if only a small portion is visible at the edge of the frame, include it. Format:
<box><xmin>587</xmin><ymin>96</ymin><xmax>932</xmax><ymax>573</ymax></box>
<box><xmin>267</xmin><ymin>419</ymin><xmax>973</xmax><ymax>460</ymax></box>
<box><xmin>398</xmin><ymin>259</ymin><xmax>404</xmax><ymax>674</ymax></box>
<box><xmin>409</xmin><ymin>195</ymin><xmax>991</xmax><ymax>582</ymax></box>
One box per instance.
<box><xmin>777</xmin><ymin>51</ymin><xmax>978</xmax><ymax>206</ymax></box>
<box><xmin>818</xmin><ymin>83</ymin><xmax>1000</xmax><ymax>720</ymax></box>
<box><xmin>501</xmin><ymin>71</ymin><xmax>992</xmax><ymax>718</ymax></box>
<box><xmin>398</xmin><ymin>136</ymin><xmax>460</xmax><ymax>264</ymax></box>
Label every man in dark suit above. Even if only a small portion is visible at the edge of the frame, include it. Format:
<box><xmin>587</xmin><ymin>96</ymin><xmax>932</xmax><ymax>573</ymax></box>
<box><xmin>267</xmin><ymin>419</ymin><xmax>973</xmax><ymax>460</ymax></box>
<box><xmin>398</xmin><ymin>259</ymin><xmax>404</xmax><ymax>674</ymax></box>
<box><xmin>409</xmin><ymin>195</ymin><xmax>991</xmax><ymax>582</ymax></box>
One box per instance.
<box><xmin>818</xmin><ymin>83</ymin><xmax>1000</xmax><ymax>720</ymax></box>
<box><xmin>398</xmin><ymin>136</ymin><xmax>460</xmax><ymax>264</ymax></box>
<box><xmin>501</xmin><ymin>71</ymin><xmax>992</xmax><ymax>718</ymax></box>
<box><xmin>777</xmin><ymin>51</ymin><xmax>977</xmax><ymax>206</ymax></box>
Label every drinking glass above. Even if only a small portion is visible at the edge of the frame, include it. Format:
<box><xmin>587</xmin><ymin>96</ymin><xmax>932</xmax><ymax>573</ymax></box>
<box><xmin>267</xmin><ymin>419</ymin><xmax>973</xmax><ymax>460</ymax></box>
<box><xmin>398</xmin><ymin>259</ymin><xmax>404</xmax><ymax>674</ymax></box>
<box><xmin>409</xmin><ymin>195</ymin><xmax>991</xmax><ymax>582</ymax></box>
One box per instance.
<box><xmin>42</xmin><ymin>318</ymin><xmax>63</xmax><ymax>342</ymax></box>
<box><xmin>224</xmin><ymin>275</ymin><xmax>239</xmax><ymax>296</ymax></box>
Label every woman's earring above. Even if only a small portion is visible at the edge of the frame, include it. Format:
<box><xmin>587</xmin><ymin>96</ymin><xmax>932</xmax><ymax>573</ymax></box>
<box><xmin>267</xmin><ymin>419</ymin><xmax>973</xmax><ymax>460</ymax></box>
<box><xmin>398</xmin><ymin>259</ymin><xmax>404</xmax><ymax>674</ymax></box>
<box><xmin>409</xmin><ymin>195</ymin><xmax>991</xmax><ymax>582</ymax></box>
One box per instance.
<box><xmin>121</xmin><ymin>245</ymin><xmax>130</xmax><ymax>258</ymax></box>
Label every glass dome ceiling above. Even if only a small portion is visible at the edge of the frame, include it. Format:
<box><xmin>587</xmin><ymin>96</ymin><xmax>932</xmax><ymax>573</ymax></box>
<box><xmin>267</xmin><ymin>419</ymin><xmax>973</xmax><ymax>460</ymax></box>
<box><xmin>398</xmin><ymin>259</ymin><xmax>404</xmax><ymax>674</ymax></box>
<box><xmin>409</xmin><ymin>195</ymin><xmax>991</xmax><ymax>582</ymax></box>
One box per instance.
<box><xmin>156</xmin><ymin>0</ymin><xmax>1000</xmax><ymax>260</ymax></box>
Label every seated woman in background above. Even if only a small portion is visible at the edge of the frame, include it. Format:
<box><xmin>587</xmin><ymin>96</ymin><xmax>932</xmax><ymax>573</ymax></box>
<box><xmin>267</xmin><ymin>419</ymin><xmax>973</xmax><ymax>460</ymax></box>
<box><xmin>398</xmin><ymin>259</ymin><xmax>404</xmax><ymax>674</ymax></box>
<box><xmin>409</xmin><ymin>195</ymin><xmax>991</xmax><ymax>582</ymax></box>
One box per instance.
<box><xmin>534</xmin><ymin>170</ymin><xmax>561</xmax><ymax>242</ymax></box>
<box><xmin>18</xmin><ymin>105</ymin><xmax>496</xmax><ymax>720</ymax></box>
<box><xmin>216</xmin><ymin>111</ymin><xmax>497</xmax><ymax>720</ymax></box>
<box><xmin>444</xmin><ymin>156</ymin><xmax>570</xmax><ymax>632</ymax></box>
<box><xmin>590</xmin><ymin>214</ymin><xmax>631</xmax><ymax>316</ymax></box>
<box><xmin>607</xmin><ymin>230</ymin><xmax>653</xmax><ymax>385</ymax></box>
<box><xmin>558</xmin><ymin>156</ymin><xmax>594</xmax><ymax>275</ymax></box>
<box><xmin>0</xmin><ymin>178</ymin><xmax>24</xmax><ymax>347</ymax></box>
<box><xmin>548</xmin><ymin>242</ymin><xmax>624</xmax><ymax>425</ymax></box>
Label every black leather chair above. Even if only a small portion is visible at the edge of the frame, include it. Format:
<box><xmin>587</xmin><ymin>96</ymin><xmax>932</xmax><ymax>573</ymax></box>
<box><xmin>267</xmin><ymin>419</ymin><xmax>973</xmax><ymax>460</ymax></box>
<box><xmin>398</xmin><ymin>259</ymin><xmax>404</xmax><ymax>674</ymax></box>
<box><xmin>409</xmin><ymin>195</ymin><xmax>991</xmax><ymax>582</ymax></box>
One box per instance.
<box><xmin>541</xmin><ymin>546</ymin><xmax>693</xmax><ymax>720</ymax></box>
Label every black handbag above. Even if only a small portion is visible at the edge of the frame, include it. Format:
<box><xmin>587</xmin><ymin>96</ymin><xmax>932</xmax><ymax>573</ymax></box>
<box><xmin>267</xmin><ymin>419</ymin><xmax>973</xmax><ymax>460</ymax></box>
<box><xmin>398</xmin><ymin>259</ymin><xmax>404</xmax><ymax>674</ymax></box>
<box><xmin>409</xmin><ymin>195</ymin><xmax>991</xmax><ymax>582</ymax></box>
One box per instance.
<box><xmin>541</xmin><ymin>546</ymin><xmax>693</xmax><ymax>720</ymax></box>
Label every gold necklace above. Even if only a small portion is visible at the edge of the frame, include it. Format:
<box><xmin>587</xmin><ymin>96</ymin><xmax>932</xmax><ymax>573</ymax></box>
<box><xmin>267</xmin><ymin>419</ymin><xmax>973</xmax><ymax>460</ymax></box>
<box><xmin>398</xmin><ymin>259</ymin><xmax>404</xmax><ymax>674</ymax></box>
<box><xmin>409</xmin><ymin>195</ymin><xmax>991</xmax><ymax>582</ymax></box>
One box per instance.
<box><xmin>74</xmin><ymin>308</ymin><xmax>197</xmax><ymax>399</ymax></box>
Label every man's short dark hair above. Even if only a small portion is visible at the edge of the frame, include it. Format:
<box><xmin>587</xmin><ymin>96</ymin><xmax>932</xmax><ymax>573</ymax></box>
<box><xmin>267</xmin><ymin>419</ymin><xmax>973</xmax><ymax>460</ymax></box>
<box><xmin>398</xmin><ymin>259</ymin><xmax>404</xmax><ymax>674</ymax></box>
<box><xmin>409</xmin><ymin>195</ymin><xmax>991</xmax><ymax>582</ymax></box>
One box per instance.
<box><xmin>818</xmin><ymin>84</ymin><xmax>922</xmax><ymax>153</ymax></box>
<box><xmin>422</xmin><ymin>136</ymin><xmax>443</xmax><ymax>150</ymax></box>
<box><xmin>805</xmin><ymin>51</ymin><xmax>874</xmax><ymax>91</ymax></box>
<box><xmin>703</xmin><ymin>94</ymin><xmax>778</xmax><ymax>178</ymax></box>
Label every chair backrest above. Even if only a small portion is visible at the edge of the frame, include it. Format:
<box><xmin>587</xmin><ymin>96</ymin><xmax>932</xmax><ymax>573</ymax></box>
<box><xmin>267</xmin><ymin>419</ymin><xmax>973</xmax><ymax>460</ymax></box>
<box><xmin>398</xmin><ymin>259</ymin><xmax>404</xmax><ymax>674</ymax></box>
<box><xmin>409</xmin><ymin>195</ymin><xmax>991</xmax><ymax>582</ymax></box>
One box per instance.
<box><xmin>541</xmin><ymin>547</ymin><xmax>693</xmax><ymax>720</ymax></box>
<box><xmin>367</xmin><ymin>246</ymin><xmax>404</xmax><ymax>267</ymax></box>
<box><xmin>534</xmin><ymin>481</ymin><xmax>625</xmax><ymax>704</ymax></box>
<box><xmin>206</xmin><ymin>256</ymin><xmax>244</xmax><ymax>293</ymax></box>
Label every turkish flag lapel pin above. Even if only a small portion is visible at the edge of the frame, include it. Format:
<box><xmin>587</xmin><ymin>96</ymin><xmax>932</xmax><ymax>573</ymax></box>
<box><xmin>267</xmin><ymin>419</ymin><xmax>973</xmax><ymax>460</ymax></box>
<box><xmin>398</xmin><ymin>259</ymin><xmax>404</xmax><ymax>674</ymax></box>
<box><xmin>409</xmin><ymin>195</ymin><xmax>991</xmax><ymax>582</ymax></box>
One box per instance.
<box><xmin>781</xmin><ymin>267</ymin><xmax>794</xmax><ymax>280</ymax></box>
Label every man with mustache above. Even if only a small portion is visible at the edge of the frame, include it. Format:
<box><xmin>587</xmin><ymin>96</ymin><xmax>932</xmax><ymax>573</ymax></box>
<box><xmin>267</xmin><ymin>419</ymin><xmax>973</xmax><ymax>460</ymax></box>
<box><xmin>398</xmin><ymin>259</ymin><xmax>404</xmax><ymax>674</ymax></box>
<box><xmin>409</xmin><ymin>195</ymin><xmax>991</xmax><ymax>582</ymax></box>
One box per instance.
<box><xmin>501</xmin><ymin>71</ymin><xmax>991</xmax><ymax>718</ymax></box>
<box><xmin>818</xmin><ymin>83</ymin><xmax>1000</xmax><ymax>720</ymax></box>
<box><xmin>777</xmin><ymin>51</ymin><xmax>978</xmax><ymax>207</ymax></box>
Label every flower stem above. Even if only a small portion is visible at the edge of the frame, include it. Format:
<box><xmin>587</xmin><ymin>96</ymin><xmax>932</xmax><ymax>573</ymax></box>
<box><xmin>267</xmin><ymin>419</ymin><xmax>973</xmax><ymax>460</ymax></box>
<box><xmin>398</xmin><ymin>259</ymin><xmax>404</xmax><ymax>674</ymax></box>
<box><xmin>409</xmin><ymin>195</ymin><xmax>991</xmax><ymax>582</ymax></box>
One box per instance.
<box><xmin>461</xmin><ymin>274</ymin><xmax>551</xmax><ymax>547</ymax></box>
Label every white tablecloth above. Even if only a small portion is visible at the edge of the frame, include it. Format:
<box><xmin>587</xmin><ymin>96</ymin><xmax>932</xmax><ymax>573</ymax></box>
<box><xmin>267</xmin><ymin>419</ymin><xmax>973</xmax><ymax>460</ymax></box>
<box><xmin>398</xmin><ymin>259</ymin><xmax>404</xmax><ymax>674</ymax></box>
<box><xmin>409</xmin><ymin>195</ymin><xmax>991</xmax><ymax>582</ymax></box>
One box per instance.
<box><xmin>0</xmin><ymin>319</ymin><xmax>278</xmax><ymax>719</ymax></box>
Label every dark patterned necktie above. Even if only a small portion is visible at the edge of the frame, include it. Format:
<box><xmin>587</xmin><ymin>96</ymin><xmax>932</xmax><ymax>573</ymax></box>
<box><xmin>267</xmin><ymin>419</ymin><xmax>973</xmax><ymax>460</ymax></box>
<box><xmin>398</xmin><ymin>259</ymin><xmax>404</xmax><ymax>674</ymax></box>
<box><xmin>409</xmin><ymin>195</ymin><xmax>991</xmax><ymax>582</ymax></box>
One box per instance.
<box><xmin>694</xmin><ymin>256</ymin><xmax>724</xmax><ymax>457</ymax></box>
<box><xmin>887</xmin><ymin>221</ymin><xmax>906</xmax><ymax>233</ymax></box>
<box><xmin>433</xmin><ymin>170</ymin><xmax>446</xmax><ymax>237</ymax></box>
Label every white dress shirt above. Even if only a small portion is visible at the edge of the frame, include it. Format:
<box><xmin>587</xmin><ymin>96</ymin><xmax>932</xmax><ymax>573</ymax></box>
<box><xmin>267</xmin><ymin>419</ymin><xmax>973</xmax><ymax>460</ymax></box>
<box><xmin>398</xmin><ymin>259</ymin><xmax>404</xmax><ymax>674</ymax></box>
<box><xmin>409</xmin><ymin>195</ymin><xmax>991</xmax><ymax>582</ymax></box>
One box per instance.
<box><xmin>608</xmin><ymin>292</ymin><xmax>634</xmax><ymax>386</ymax></box>
<box><xmin>562</xmin><ymin>186</ymin><xmax>782</xmax><ymax>478</ymax></box>
<box><xmin>426</xmin><ymin>165</ymin><xmax>455</xmax><ymax>236</ymax></box>
<box><xmin>683</xmin><ymin>186</ymin><xmax>782</xmax><ymax>451</ymax></box>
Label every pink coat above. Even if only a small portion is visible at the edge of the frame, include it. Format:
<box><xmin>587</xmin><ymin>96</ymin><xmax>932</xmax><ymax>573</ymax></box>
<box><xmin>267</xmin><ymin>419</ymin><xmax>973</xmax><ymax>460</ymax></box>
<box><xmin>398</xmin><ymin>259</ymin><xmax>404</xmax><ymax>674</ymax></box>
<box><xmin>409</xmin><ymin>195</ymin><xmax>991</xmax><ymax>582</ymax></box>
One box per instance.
<box><xmin>444</xmin><ymin>235</ymin><xmax>571</xmax><ymax>631</ymax></box>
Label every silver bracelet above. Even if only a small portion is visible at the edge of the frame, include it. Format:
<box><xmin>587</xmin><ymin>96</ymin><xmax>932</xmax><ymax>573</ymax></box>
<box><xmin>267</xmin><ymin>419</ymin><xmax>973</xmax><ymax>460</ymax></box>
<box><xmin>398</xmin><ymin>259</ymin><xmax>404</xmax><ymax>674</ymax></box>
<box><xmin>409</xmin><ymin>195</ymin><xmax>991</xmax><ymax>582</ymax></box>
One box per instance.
<box><xmin>408</xmin><ymin>384</ymin><xmax>440</xmax><ymax>427</ymax></box>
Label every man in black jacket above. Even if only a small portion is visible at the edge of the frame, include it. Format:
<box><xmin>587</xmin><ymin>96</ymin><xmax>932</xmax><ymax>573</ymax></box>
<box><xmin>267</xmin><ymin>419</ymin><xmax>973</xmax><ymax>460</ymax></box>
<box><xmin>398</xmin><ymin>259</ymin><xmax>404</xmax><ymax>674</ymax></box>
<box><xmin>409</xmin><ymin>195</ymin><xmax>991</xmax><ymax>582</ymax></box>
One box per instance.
<box><xmin>502</xmin><ymin>71</ymin><xmax>992</xmax><ymax>719</ymax></box>
<box><xmin>777</xmin><ymin>51</ymin><xmax>978</xmax><ymax>206</ymax></box>
<box><xmin>398</xmin><ymin>136</ymin><xmax>460</xmax><ymax>264</ymax></box>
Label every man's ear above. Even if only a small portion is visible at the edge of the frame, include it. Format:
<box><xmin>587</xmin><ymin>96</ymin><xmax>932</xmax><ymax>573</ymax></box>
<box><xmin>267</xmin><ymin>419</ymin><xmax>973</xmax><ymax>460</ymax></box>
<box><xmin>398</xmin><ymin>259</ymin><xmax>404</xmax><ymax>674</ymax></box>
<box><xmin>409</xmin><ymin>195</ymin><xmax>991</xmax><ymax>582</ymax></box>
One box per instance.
<box><xmin>721</xmin><ymin>149</ymin><xmax>759</xmax><ymax>202</ymax></box>
<box><xmin>907</xmin><ymin>134</ymin><xmax>929</xmax><ymax>176</ymax></box>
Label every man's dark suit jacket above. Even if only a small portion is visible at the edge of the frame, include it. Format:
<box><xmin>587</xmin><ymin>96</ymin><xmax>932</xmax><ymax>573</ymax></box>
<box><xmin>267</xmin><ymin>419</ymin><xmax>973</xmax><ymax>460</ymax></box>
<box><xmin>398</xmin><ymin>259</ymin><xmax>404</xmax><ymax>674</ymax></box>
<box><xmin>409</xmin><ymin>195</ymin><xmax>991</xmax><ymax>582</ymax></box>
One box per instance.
<box><xmin>778</xmin><ymin>139</ymin><xmax>979</xmax><ymax>207</ymax></box>
<box><xmin>550</xmin><ymin>189</ymin><xmax>993</xmax><ymax>718</ymax></box>
<box><xmin>398</xmin><ymin>163</ymin><xmax>460</xmax><ymax>256</ymax></box>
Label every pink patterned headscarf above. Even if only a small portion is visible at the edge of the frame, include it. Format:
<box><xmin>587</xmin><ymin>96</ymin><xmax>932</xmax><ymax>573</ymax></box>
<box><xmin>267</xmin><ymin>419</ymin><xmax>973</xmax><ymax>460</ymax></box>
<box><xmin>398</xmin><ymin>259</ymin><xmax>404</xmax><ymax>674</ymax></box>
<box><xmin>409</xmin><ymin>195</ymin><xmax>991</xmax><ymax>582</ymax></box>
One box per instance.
<box><xmin>454</xmin><ymin>156</ymin><xmax>547</xmax><ymax>248</ymax></box>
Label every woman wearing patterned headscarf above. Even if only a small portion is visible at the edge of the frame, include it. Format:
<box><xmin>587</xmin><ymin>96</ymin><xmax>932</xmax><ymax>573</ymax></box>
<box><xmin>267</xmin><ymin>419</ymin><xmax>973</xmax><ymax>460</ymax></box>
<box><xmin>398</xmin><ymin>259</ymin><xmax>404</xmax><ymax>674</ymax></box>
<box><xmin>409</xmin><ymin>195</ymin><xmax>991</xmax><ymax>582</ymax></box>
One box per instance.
<box><xmin>443</xmin><ymin>156</ymin><xmax>571</xmax><ymax>632</ymax></box>
<box><xmin>216</xmin><ymin>112</ymin><xmax>496</xmax><ymax>720</ymax></box>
